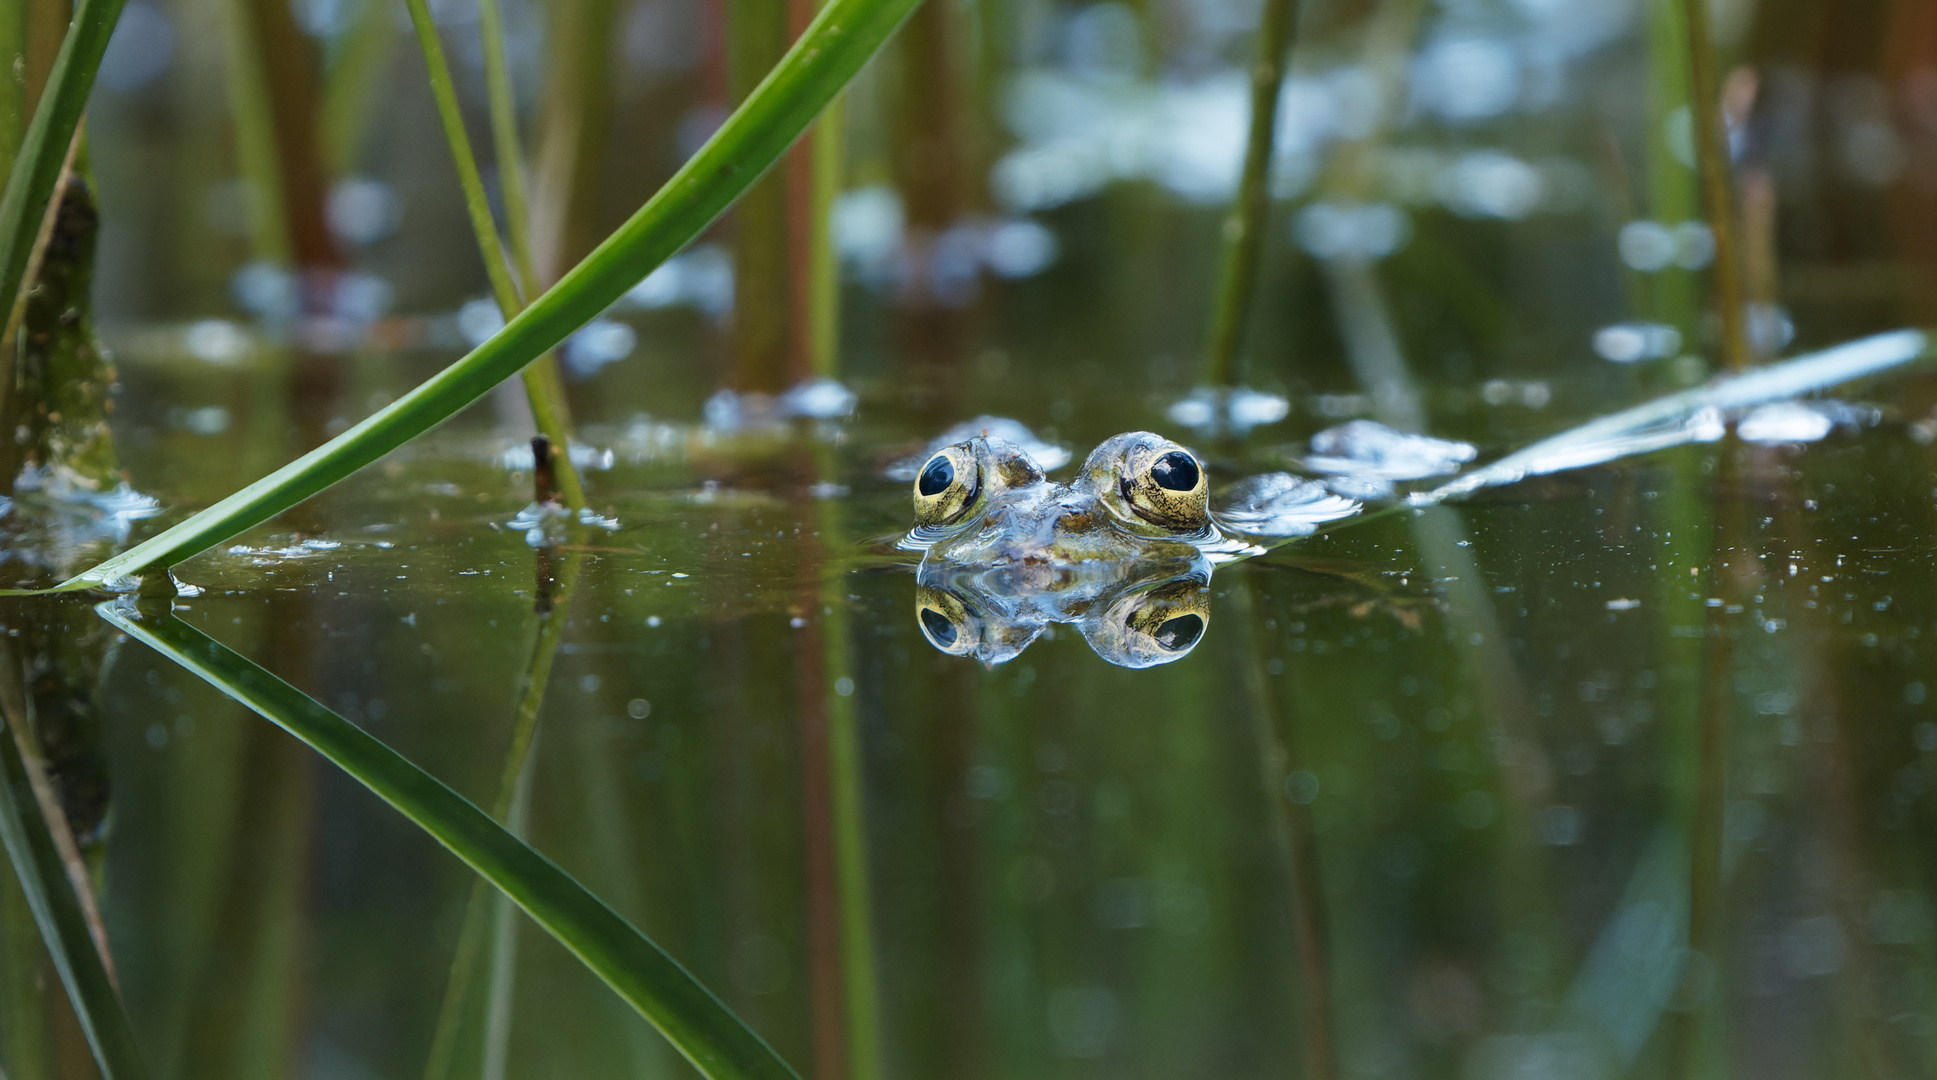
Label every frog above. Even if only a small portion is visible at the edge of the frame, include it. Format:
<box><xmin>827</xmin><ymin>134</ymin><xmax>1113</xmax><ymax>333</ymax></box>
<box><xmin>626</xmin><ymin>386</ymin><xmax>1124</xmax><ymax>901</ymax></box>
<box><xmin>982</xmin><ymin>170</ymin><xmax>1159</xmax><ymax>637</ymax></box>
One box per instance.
<box><xmin>898</xmin><ymin>425</ymin><xmax>1360</xmax><ymax>667</ymax></box>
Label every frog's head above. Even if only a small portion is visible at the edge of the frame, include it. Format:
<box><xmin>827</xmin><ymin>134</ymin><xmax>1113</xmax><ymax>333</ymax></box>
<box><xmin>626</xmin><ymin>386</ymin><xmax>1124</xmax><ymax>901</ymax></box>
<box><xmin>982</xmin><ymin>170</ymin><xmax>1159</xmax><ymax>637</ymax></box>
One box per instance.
<box><xmin>1071</xmin><ymin>431</ymin><xmax>1212</xmax><ymax>538</ymax></box>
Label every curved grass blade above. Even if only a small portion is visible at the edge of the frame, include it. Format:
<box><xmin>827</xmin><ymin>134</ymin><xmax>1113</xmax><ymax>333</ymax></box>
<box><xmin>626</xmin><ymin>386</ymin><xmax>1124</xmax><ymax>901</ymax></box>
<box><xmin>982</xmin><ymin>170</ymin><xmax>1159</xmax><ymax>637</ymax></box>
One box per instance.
<box><xmin>0</xmin><ymin>0</ymin><xmax>126</xmax><ymax>335</ymax></box>
<box><xmin>0</xmin><ymin>681</ymin><xmax>147</xmax><ymax>1079</ymax></box>
<box><xmin>98</xmin><ymin>603</ymin><xmax>798</xmax><ymax>1080</ymax></box>
<box><xmin>11</xmin><ymin>0</ymin><xmax>923</xmax><ymax>596</ymax></box>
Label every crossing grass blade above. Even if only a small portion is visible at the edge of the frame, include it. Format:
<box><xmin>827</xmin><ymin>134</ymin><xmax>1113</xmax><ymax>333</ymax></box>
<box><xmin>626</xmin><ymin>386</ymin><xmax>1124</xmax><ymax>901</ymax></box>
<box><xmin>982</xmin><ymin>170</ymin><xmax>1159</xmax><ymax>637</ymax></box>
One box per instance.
<box><xmin>99</xmin><ymin>602</ymin><xmax>800</xmax><ymax>1080</ymax></box>
<box><xmin>6</xmin><ymin>0</ymin><xmax>925</xmax><ymax>596</ymax></box>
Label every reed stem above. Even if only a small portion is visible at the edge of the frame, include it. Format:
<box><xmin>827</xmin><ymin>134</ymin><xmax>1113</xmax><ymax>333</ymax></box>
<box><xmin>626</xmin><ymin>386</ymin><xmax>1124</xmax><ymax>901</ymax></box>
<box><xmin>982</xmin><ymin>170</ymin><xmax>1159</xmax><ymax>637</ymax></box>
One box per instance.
<box><xmin>402</xmin><ymin>0</ymin><xmax>588</xmax><ymax>511</ymax></box>
<box><xmin>1678</xmin><ymin>0</ymin><xmax>1748</xmax><ymax>372</ymax></box>
<box><xmin>478</xmin><ymin>0</ymin><xmax>539</xmax><ymax>299</ymax></box>
<box><xmin>1201</xmin><ymin>0</ymin><xmax>1301</xmax><ymax>387</ymax></box>
<box><xmin>808</xmin><ymin>103</ymin><xmax>845</xmax><ymax>379</ymax></box>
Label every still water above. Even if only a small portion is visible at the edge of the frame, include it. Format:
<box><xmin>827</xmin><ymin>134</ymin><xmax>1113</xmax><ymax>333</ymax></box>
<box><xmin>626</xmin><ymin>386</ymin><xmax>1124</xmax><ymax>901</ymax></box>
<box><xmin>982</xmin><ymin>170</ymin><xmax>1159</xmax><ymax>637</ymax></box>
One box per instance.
<box><xmin>3</xmin><ymin>327</ymin><xmax>1933</xmax><ymax>1079</ymax></box>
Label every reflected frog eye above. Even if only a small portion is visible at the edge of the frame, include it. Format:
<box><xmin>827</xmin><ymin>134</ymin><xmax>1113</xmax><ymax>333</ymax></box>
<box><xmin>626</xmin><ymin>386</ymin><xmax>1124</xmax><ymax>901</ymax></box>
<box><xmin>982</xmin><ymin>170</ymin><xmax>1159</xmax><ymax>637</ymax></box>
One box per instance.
<box><xmin>1081</xmin><ymin>576</ymin><xmax>1212</xmax><ymax>668</ymax></box>
<box><xmin>1120</xmin><ymin>443</ymin><xmax>1208</xmax><ymax>531</ymax></box>
<box><xmin>920</xmin><ymin>606</ymin><xmax>957</xmax><ymax>646</ymax></box>
<box><xmin>913</xmin><ymin>445</ymin><xmax>981</xmax><ymax>526</ymax></box>
<box><xmin>915</xmin><ymin>588</ymin><xmax>979</xmax><ymax>655</ymax></box>
<box><xmin>1123</xmin><ymin>584</ymin><xmax>1209</xmax><ymax>656</ymax></box>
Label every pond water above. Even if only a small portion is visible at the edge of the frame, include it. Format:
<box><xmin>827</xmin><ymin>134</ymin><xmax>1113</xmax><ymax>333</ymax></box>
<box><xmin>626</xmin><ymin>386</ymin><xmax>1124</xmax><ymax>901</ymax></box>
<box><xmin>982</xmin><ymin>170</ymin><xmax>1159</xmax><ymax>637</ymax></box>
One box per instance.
<box><xmin>4</xmin><ymin>320</ymin><xmax>1935</xmax><ymax>1079</ymax></box>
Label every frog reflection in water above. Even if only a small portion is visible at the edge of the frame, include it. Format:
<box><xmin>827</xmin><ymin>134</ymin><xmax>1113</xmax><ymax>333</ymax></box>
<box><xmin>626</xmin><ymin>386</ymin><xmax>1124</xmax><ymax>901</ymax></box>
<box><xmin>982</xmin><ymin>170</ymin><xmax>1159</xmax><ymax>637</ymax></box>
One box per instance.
<box><xmin>899</xmin><ymin>428</ymin><xmax>1360</xmax><ymax>668</ymax></box>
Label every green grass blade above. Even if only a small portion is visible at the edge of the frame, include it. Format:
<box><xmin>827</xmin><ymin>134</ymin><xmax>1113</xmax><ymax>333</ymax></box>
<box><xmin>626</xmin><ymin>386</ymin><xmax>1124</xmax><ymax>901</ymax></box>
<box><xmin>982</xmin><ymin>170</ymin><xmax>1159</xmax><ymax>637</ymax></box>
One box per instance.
<box><xmin>20</xmin><ymin>0</ymin><xmax>923</xmax><ymax>595</ymax></box>
<box><xmin>0</xmin><ymin>0</ymin><xmax>126</xmax><ymax>331</ymax></box>
<box><xmin>0</xmin><ymin>685</ymin><xmax>147</xmax><ymax>1079</ymax></box>
<box><xmin>401</xmin><ymin>0</ymin><xmax>588</xmax><ymax>510</ymax></box>
<box><xmin>403</xmin><ymin>0</ymin><xmax>519</xmax><ymax>311</ymax></box>
<box><xmin>1201</xmin><ymin>0</ymin><xmax>1302</xmax><ymax>387</ymax></box>
<box><xmin>98</xmin><ymin>603</ymin><xmax>799</xmax><ymax>1080</ymax></box>
<box><xmin>478</xmin><ymin>0</ymin><xmax>538</xmax><ymax>299</ymax></box>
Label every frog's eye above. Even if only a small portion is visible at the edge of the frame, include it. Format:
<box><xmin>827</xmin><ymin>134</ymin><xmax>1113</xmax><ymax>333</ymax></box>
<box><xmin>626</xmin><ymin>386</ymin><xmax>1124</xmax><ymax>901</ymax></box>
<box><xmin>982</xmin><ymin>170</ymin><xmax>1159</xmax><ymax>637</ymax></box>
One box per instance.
<box><xmin>1124</xmin><ymin>583</ymin><xmax>1209</xmax><ymax>655</ymax></box>
<box><xmin>1120</xmin><ymin>444</ymin><xmax>1209</xmax><ymax>532</ymax></box>
<box><xmin>915</xmin><ymin>588</ymin><xmax>980</xmax><ymax>655</ymax></box>
<box><xmin>913</xmin><ymin>445</ymin><xmax>981</xmax><ymax>526</ymax></box>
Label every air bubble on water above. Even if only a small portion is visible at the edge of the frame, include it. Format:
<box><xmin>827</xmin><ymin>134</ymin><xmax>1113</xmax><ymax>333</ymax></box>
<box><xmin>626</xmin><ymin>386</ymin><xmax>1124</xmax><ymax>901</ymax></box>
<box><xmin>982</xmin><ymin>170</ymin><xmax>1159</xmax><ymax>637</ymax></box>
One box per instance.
<box><xmin>456</xmin><ymin>298</ymin><xmax>505</xmax><ymax>347</ymax></box>
<box><xmin>1618</xmin><ymin>221</ymin><xmax>1677</xmax><ymax>272</ymax></box>
<box><xmin>1437</xmin><ymin>152</ymin><xmax>1544</xmax><ymax>219</ymax></box>
<box><xmin>1671</xmin><ymin>221</ymin><xmax>1715</xmax><ymax>269</ymax></box>
<box><xmin>564</xmin><ymin>320</ymin><xmax>638</xmax><ymax>378</ymax></box>
<box><xmin>1294</xmin><ymin>202</ymin><xmax>1411</xmax><ymax>259</ymax></box>
<box><xmin>623</xmin><ymin>245</ymin><xmax>735</xmax><ymax>317</ymax></box>
<box><xmin>328</xmin><ymin>177</ymin><xmax>403</xmax><ymax>245</ymax></box>
<box><xmin>1593</xmin><ymin>321</ymin><xmax>1682</xmax><ymax>363</ymax></box>
<box><xmin>185</xmin><ymin>319</ymin><xmax>250</xmax><ymax>364</ymax></box>
<box><xmin>1411</xmin><ymin>33</ymin><xmax>1520</xmax><ymax>123</ymax></box>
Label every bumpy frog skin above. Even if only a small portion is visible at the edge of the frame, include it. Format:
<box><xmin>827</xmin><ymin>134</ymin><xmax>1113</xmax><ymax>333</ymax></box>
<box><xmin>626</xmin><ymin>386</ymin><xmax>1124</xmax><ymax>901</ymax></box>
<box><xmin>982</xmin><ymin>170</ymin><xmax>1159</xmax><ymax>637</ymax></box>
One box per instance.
<box><xmin>900</xmin><ymin>427</ymin><xmax>1360</xmax><ymax>668</ymax></box>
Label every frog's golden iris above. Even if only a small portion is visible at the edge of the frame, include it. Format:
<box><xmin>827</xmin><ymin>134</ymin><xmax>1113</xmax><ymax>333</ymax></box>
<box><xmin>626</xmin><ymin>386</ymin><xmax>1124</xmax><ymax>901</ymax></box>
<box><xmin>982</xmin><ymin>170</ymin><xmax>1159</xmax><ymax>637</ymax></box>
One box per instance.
<box><xmin>1106</xmin><ymin>438</ymin><xmax>1210</xmax><ymax>533</ymax></box>
<box><xmin>912</xmin><ymin>444</ymin><xmax>981</xmax><ymax>526</ymax></box>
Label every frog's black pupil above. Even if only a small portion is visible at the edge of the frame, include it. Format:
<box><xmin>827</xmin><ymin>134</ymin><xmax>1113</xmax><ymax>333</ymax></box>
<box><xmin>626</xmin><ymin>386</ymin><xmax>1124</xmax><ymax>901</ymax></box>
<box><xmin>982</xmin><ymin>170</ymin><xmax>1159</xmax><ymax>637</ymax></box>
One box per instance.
<box><xmin>1152</xmin><ymin>451</ymin><xmax>1199</xmax><ymax>492</ymax></box>
<box><xmin>918</xmin><ymin>456</ymin><xmax>954</xmax><ymax>497</ymax></box>
<box><xmin>920</xmin><ymin>607</ymin><xmax>958</xmax><ymax>646</ymax></box>
<box><xmin>1153</xmin><ymin>614</ymin><xmax>1204</xmax><ymax>651</ymax></box>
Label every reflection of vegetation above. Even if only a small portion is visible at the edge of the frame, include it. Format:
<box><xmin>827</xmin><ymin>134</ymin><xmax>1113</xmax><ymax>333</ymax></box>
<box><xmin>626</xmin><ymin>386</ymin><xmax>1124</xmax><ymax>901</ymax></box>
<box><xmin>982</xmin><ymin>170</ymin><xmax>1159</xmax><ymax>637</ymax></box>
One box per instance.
<box><xmin>101</xmin><ymin>603</ymin><xmax>798</xmax><ymax>1080</ymax></box>
<box><xmin>0</xmin><ymin>633</ymin><xmax>145</xmax><ymax>1080</ymax></box>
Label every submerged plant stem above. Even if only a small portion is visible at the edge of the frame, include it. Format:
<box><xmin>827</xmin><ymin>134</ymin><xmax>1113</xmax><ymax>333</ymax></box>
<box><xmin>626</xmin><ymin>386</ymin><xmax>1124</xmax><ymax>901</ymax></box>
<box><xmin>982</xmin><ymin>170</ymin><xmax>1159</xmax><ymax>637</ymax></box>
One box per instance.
<box><xmin>1201</xmin><ymin>0</ymin><xmax>1301</xmax><ymax>387</ymax></box>
<box><xmin>1678</xmin><ymin>0</ymin><xmax>1748</xmax><ymax>373</ymax></box>
<box><xmin>402</xmin><ymin>0</ymin><xmax>587</xmax><ymax>512</ymax></box>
